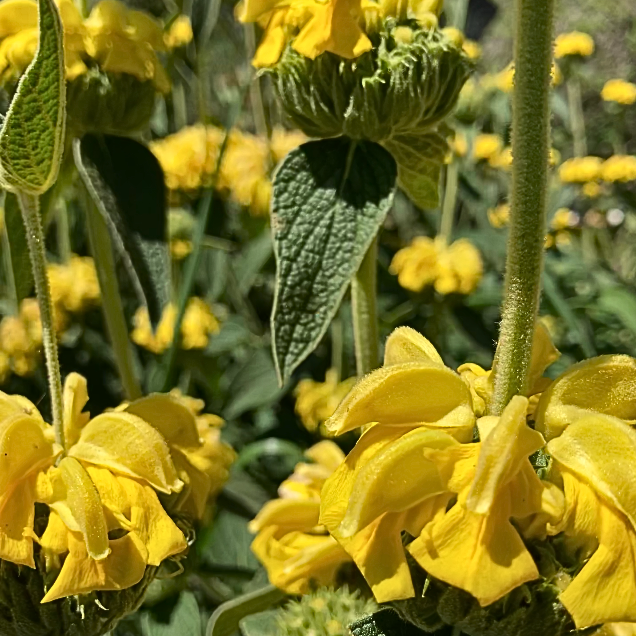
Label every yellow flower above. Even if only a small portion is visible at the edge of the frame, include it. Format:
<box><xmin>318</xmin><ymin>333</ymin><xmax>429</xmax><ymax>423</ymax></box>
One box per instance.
<box><xmin>294</xmin><ymin>369</ymin><xmax>356</xmax><ymax>432</ymax></box>
<box><xmin>582</xmin><ymin>181</ymin><xmax>601</xmax><ymax>198</ymax></box>
<box><xmin>600</xmin><ymin>155</ymin><xmax>636</xmax><ymax>182</ymax></box>
<box><xmin>390</xmin><ymin>237</ymin><xmax>483</xmax><ymax>295</ymax></box>
<box><xmin>558</xmin><ymin>156</ymin><xmax>602</xmax><ymax>183</ymax></box>
<box><xmin>462</xmin><ymin>39</ymin><xmax>480</xmax><ymax>60</ymax></box>
<box><xmin>164</xmin><ymin>15</ymin><xmax>193</xmax><ymax>49</ymax></box>
<box><xmin>488</xmin><ymin>146</ymin><xmax>512</xmax><ymax>170</ymax></box>
<box><xmin>554</xmin><ymin>32</ymin><xmax>594</xmax><ymax>58</ymax></box>
<box><xmin>250</xmin><ymin>441</ymin><xmax>352</xmax><ymax>594</ymax></box>
<box><xmin>493</xmin><ymin>62</ymin><xmax>561</xmax><ymax>93</ymax></box>
<box><xmin>488</xmin><ymin>203</ymin><xmax>509</xmax><ymax>228</ymax></box>
<box><xmin>48</xmin><ymin>255</ymin><xmax>100</xmax><ymax>314</ymax></box>
<box><xmin>131</xmin><ymin>298</ymin><xmax>220</xmax><ymax>354</ymax></box>
<box><xmin>448</xmin><ymin>132</ymin><xmax>467</xmax><ymax>158</ymax></box>
<box><xmin>601</xmin><ymin>79</ymin><xmax>636</xmax><ymax>105</ymax></box>
<box><xmin>551</xmin><ymin>208</ymin><xmax>574</xmax><ymax>231</ymax></box>
<box><xmin>170</xmin><ymin>238</ymin><xmax>193</xmax><ymax>260</ymax></box>
<box><xmin>472</xmin><ymin>134</ymin><xmax>503</xmax><ymax>161</ymax></box>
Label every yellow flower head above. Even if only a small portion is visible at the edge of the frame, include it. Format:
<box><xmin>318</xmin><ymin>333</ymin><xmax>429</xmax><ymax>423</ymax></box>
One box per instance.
<box><xmin>487</xmin><ymin>203</ymin><xmax>510</xmax><ymax>228</ymax></box>
<box><xmin>250</xmin><ymin>441</ymin><xmax>351</xmax><ymax>594</ymax></box>
<box><xmin>601</xmin><ymin>79</ymin><xmax>636</xmax><ymax>105</ymax></box>
<box><xmin>48</xmin><ymin>255</ymin><xmax>100</xmax><ymax>314</ymax></box>
<box><xmin>472</xmin><ymin>134</ymin><xmax>503</xmax><ymax>161</ymax></box>
<box><xmin>582</xmin><ymin>181</ymin><xmax>601</xmax><ymax>198</ymax></box>
<box><xmin>554</xmin><ymin>32</ymin><xmax>594</xmax><ymax>59</ymax></box>
<box><xmin>600</xmin><ymin>155</ymin><xmax>636</xmax><ymax>183</ymax></box>
<box><xmin>488</xmin><ymin>146</ymin><xmax>512</xmax><ymax>170</ymax></box>
<box><xmin>550</xmin><ymin>208</ymin><xmax>574</xmax><ymax>232</ymax></box>
<box><xmin>462</xmin><ymin>39</ymin><xmax>480</xmax><ymax>60</ymax></box>
<box><xmin>390</xmin><ymin>237</ymin><xmax>482</xmax><ymax>295</ymax></box>
<box><xmin>558</xmin><ymin>156</ymin><xmax>602</xmax><ymax>183</ymax></box>
<box><xmin>294</xmin><ymin>369</ymin><xmax>356</xmax><ymax>432</ymax></box>
<box><xmin>493</xmin><ymin>62</ymin><xmax>561</xmax><ymax>93</ymax></box>
<box><xmin>164</xmin><ymin>15</ymin><xmax>193</xmax><ymax>49</ymax></box>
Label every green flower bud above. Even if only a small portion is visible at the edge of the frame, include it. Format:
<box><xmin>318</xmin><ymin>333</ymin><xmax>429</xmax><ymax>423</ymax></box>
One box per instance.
<box><xmin>66</xmin><ymin>70</ymin><xmax>157</xmax><ymax>137</ymax></box>
<box><xmin>268</xmin><ymin>22</ymin><xmax>473</xmax><ymax>143</ymax></box>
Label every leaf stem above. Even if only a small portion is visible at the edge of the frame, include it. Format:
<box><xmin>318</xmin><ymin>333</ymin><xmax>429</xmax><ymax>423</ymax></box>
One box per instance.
<box><xmin>490</xmin><ymin>0</ymin><xmax>555</xmax><ymax>415</ymax></box>
<box><xmin>84</xmin><ymin>191</ymin><xmax>142</xmax><ymax>401</ymax></box>
<box><xmin>351</xmin><ymin>236</ymin><xmax>379</xmax><ymax>377</ymax></box>
<box><xmin>566</xmin><ymin>74</ymin><xmax>587</xmax><ymax>157</ymax></box>
<box><xmin>439</xmin><ymin>160</ymin><xmax>458</xmax><ymax>243</ymax></box>
<box><xmin>17</xmin><ymin>192</ymin><xmax>64</xmax><ymax>446</ymax></box>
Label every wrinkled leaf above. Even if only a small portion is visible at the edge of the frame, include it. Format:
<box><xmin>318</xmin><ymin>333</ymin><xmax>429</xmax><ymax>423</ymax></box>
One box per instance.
<box><xmin>73</xmin><ymin>134</ymin><xmax>169</xmax><ymax>325</ymax></box>
<box><xmin>0</xmin><ymin>0</ymin><xmax>65</xmax><ymax>194</ymax></box>
<box><xmin>142</xmin><ymin>591</ymin><xmax>202</xmax><ymax>636</ymax></box>
<box><xmin>350</xmin><ymin>609</ymin><xmax>422</xmax><ymax>636</ymax></box>
<box><xmin>2</xmin><ymin>193</ymin><xmax>33</xmax><ymax>303</ymax></box>
<box><xmin>271</xmin><ymin>138</ymin><xmax>397</xmax><ymax>384</ymax></box>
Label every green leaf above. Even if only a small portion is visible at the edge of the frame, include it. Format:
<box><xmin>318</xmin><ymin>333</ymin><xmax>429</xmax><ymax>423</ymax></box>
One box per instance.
<box><xmin>0</xmin><ymin>0</ymin><xmax>65</xmax><ymax>195</ymax></box>
<box><xmin>271</xmin><ymin>137</ymin><xmax>397</xmax><ymax>384</ymax></box>
<box><xmin>350</xmin><ymin>610</ymin><xmax>422</xmax><ymax>636</ymax></box>
<box><xmin>597</xmin><ymin>286</ymin><xmax>636</xmax><ymax>337</ymax></box>
<box><xmin>141</xmin><ymin>591</ymin><xmax>202</xmax><ymax>636</ymax></box>
<box><xmin>206</xmin><ymin>585</ymin><xmax>286</xmax><ymax>636</ymax></box>
<box><xmin>239</xmin><ymin>610</ymin><xmax>280</xmax><ymax>636</ymax></box>
<box><xmin>383</xmin><ymin>130</ymin><xmax>448</xmax><ymax>210</ymax></box>
<box><xmin>73</xmin><ymin>134</ymin><xmax>170</xmax><ymax>325</ymax></box>
<box><xmin>3</xmin><ymin>193</ymin><xmax>34</xmax><ymax>304</ymax></box>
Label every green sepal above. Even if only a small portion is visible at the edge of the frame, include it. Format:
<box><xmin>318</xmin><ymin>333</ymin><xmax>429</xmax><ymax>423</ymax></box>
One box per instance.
<box><xmin>270</xmin><ymin>137</ymin><xmax>397</xmax><ymax>384</ymax></box>
<box><xmin>73</xmin><ymin>134</ymin><xmax>170</xmax><ymax>326</ymax></box>
<box><xmin>0</xmin><ymin>0</ymin><xmax>66</xmax><ymax>195</ymax></box>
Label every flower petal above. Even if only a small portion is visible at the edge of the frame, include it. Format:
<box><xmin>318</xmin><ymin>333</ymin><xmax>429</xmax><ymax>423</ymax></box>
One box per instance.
<box><xmin>535</xmin><ymin>355</ymin><xmax>636</xmax><ymax>440</ymax></box>
<box><xmin>526</xmin><ymin>321</ymin><xmax>560</xmax><ymax>393</ymax></box>
<box><xmin>41</xmin><ymin>531</ymin><xmax>148</xmax><ymax>603</ymax></box>
<box><xmin>383</xmin><ymin>327</ymin><xmax>443</xmax><ymax>366</ymax></box>
<box><xmin>69</xmin><ymin>412</ymin><xmax>182</xmax><ymax>493</ymax></box>
<box><xmin>304</xmin><ymin>440</ymin><xmax>345</xmax><ymax>473</ymax></box>
<box><xmin>249</xmin><ymin>499</ymin><xmax>320</xmax><ymax>533</ymax></box>
<box><xmin>325</xmin><ymin>362</ymin><xmax>472</xmax><ymax>435</ymax></box>
<box><xmin>0</xmin><ymin>474</ymin><xmax>37</xmax><ymax>567</ymax></box>
<box><xmin>547</xmin><ymin>414</ymin><xmax>636</xmax><ymax>530</ymax></box>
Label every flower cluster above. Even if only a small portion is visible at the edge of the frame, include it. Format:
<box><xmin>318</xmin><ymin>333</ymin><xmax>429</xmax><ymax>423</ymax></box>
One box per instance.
<box><xmin>294</xmin><ymin>369</ymin><xmax>356</xmax><ymax>433</ymax></box>
<box><xmin>559</xmin><ymin>155</ymin><xmax>636</xmax><ymax>188</ymax></box>
<box><xmin>0</xmin><ymin>0</ymin><xmax>189</xmax><ymax>91</ymax></box>
<box><xmin>601</xmin><ymin>79</ymin><xmax>636</xmax><ymax>105</ymax></box>
<box><xmin>554</xmin><ymin>31</ymin><xmax>594</xmax><ymax>59</ymax></box>
<box><xmin>317</xmin><ymin>325</ymin><xmax>636</xmax><ymax>628</ymax></box>
<box><xmin>131</xmin><ymin>298</ymin><xmax>221</xmax><ymax>355</ymax></box>
<box><xmin>390</xmin><ymin>237</ymin><xmax>483</xmax><ymax>295</ymax></box>
<box><xmin>0</xmin><ymin>257</ymin><xmax>100</xmax><ymax>383</ymax></box>
<box><xmin>249</xmin><ymin>441</ymin><xmax>351</xmax><ymax>593</ymax></box>
<box><xmin>0</xmin><ymin>373</ymin><xmax>233</xmax><ymax>601</ymax></box>
<box><xmin>150</xmin><ymin>125</ymin><xmax>306</xmax><ymax>216</ymax></box>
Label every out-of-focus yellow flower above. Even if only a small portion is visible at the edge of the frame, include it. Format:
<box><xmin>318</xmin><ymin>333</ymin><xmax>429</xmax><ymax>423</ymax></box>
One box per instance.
<box><xmin>488</xmin><ymin>203</ymin><xmax>509</xmax><ymax>228</ymax></box>
<box><xmin>390</xmin><ymin>237</ymin><xmax>483</xmax><ymax>295</ymax></box>
<box><xmin>601</xmin><ymin>79</ymin><xmax>636</xmax><ymax>105</ymax></box>
<box><xmin>600</xmin><ymin>155</ymin><xmax>636</xmax><ymax>182</ymax></box>
<box><xmin>582</xmin><ymin>181</ymin><xmax>601</xmax><ymax>198</ymax></box>
<box><xmin>494</xmin><ymin>62</ymin><xmax>561</xmax><ymax>93</ymax></box>
<box><xmin>170</xmin><ymin>239</ymin><xmax>193</xmax><ymax>260</ymax></box>
<box><xmin>164</xmin><ymin>15</ymin><xmax>193</xmax><ymax>49</ymax></box>
<box><xmin>558</xmin><ymin>156</ymin><xmax>602</xmax><ymax>183</ymax></box>
<box><xmin>472</xmin><ymin>134</ymin><xmax>503</xmax><ymax>161</ymax></box>
<box><xmin>250</xmin><ymin>441</ymin><xmax>352</xmax><ymax>594</ymax></box>
<box><xmin>294</xmin><ymin>369</ymin><xmax>356</xmax><ymax>432</ymax></box>
<box><xmin>551</xmin><ymin>208</ymin><xmax>574</xmax><ymax>231</ymax></box>
<box><xmin>462</xmin><ymin>39</ymin><xmax>480</xmax><ymax>60</ymax></box>
<box><xmin>48</xmin><ymin>255</ymin><xmax>100</xmax><ymax>314</ymax></box>
<box><xmin>131</xmin><ymin>298</ymin><xmax>220</xmax><ymax>354</ymax></box>
<box><xmin>448</xmin><ymin>132</ymin><xmax>467</xmax><ymax>158</ymax></box>
<box><xmin>554</xmin><ymin>32</ymin><xmax>594</xmax><ymax>58</ymax></box>
<box><xmin>488</xmin><ymin>146</ymin><xmax>512</xmax><ymax>170</ymax></box>
<box><xmin>319</xmin><ymin>327</ymin><xmax>558</xmax><ymax>603</ymax></box>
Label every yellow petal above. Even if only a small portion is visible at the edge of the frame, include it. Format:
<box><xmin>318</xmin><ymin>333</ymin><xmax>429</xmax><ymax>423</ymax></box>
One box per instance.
<box><xmin>0</xmin><ymin>0</ymin><xmax>37</xmax><ymax>38</ymax></box>
<box><xmin>548</xmin><ymin>414</ymin><xmax>636</xmax><ymax>529</ymax></box>
<box><xmin>40</xmin><ymin>509</ymin><xmax>70</xmax><ymax>556</ymax></box>
<box><xmin>124</xmin><ymin>394</ymin><xmax>200</xmax><ymax>447</ymax></box>
<box><xmin>383</xmin><ymin>327</ymin><xmax>443</xmax><ymax>366</ymax></box>
<box><xmin>526</xmin><ymin>321</ymin><xmax>560</xmax><ymax>393</ymax></box>
<box><xmin>0</xmin><ymin>474</ymin><xmax>37</xmax><ymax>567</ymax></box>
<box><xmin>337</xmin><ymin>428</ymin><xmax>458</xmax><ymax>538</ymax></box>
<box><xmin>304</xmin><ymin>440</ymin><xmax>345</xmax><ymax>472</ymax></box>
<box><xmin>535</xmin><ymin>355</ymin><xmax>636</xmax><ymax>440</ymax></box>
<box><xmin>249</xmin><ymin>499</ymin><xmax>320</xmax><ymax>534</ymax></box>
<box><xmin>325</xmin><ymin>362</ymin><xmax>472</xmax><ymax>435</ymax></box>
<box><xmin>68</xmin><ymin>412</ymin><xmax>182</xmax><ymax>493</ymax></box>
<box><xmin>41</xmin><ymin>531</ymin><xmax>148</xmax><ymax>603</ymax></box>
<box><xmin>62</xmin><ymin>372</ymin><xmax>90</xmax><ymax>449</ymax></box>
<box><xmin>237</xmin><ymin>0</ymin><xmax>286</xmax><ymax>22</ymax></box>
<box><xmin>466</xmin><ymin>396</ymin><xmax>544</xmax><ymax>514</ymax></box>
<box><xmin>44</xmin><ymin>457</ymin><xmax>110</xmax><ymax>561</ymax></box>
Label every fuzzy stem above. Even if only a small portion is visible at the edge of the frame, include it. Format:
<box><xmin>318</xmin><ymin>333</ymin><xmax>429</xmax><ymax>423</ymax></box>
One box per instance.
<box><xmin>439</xmin><ymin>161</ymin><xmax>458</xmax><ymax>243</ymax></box>
<box><xmin>85</xmin><ymin>194</ymin><xmax>142</xmax><ymax>401</ymax></box>
<box><xmin>490</xmin><ymin>0</ymin><xmax>555</xmax><ymax>415</ymax></box>
<box><xmin>351</xmin><ymin>236</ymin><xmax>379</xmax><ymax>377</ymax></box>
<box><xmin>18</xmin><ymin>192</ymin><xmax>64</xmax><ymax>446</ymax></box>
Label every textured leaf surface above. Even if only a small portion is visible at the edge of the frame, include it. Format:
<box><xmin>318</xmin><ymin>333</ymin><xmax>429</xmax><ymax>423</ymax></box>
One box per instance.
<box><xmin>74</xmin><ymin>134</ymin><xmax>170</xmax><ymax>325</ymax></box>
<box><xmin>239</xmin><ymin>610</ymin><xmax>280</xmax><ymax>636</ymax></box>
<box><xmin>3</xmin><ymin>193</ymin><xmax>34</xmax><ymax>303</ymax></box>
<box><xmin>350</xmin><ymin>610</ymin><xmax>422</xmax><ymax>636</ymax></box>
<box><xmin>0</xmin><ymin>0</ymin><xmax>65</xmax><ymax>194</ymax></box>
<box><xmin>383</xmin><ymin>130</ymin><xmax>448</xmax><ymax>210</ymax></box>
<box><xmin>142</xmin><ymin>591</ymin><xmax>202</xmax><ymax>636</ymax></box>
<box><xmin>271</xmin><ymin>138</ymin><xmax>397</xmax><ymax>384</ymax></box>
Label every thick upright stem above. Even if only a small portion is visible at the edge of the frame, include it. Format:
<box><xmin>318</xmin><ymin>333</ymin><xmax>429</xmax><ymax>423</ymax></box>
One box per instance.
<box><xmin>490</xmin><ymin>0</ymin><xmax>555</xmax><ymax>415</ymax></box>
<box><xmin>85</xmin><ymin>194</ymin><xmax>142</xmax><ymax>401</ymax></box>
<box><xmin>18</xmin><ymin>192</ymin><xmax>64</xmax><ymax>445</ymax></box>
<box><xmin>351</xmin><ymin>236</ymin><xmax>379</xmax><ymax>377</ymax></box>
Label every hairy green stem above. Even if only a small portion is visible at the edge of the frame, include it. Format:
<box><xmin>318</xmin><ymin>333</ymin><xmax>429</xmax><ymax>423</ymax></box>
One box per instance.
<box><xmin>85</xmin><ymin>194</ymin><xmax>142</xmax><ymax>401</ymax></box>
<box><xmin>18</xmin><ymin>192</ymin><xmax>64</xmax><ymax>446</ymax></box>
<box><xmin>351</xmin><ymin>236</ymin><xmax>379</xmax><ymax>377</ymax></box>
<box><xmin>567</xmin><ymin>75</ymin><xmax>587</xmax><ymax>157</ymax></box>
<box><xmin>439</xmin><ymin>161</ymin><xmax>458</xmax><ymax>243</ymax></box>
<box><xmin>490</xmin><ymin>0</ymin><xmax>555</xmax><ymax>415</ymax></box>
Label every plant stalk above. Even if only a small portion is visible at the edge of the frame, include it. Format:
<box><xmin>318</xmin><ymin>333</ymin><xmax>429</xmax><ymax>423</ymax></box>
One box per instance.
<box><xmin>439</xmin><ymin>161</ymin><xmax>459</xmax><ymax>243</ymax></box>
<box><xmin>85</xmin><ymin>193</ymin><xmax>142</xmax><ymax>401</ymax></box>
<box><xmin>566</xmin><ymin>74</ymin><xmax>587</xmax><ymax>157</ymax></box>
<box><xmin>17</xmin><ymin>192</ymin><xmax>64</xmax><ymax>446</ymax></box>
<box><xmin>490</xmin><ymin>0</ymin><xmax>555</xmax><ymax>415</ymax></box>
<box><xmin>351</xmin><ymin>236</ymin><xmax>379</xmax><ymax>377</ymax></box>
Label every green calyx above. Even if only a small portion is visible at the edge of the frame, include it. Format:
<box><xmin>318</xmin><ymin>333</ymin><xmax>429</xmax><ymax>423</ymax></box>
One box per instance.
<box><xmin>66</xmin><ymin>70</ymin><xmax>157</xmax><ymax>137</ymax></box>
